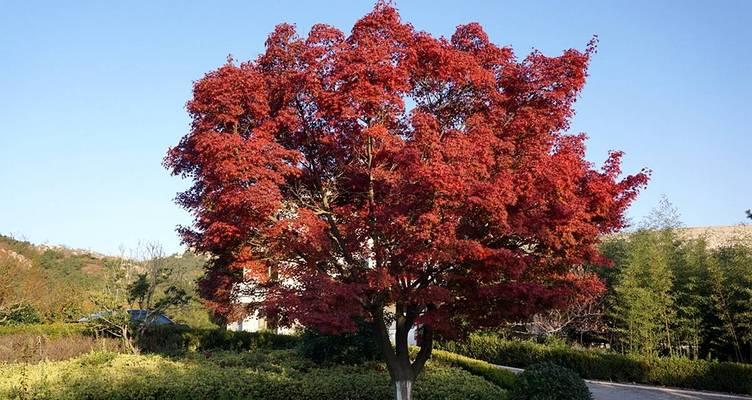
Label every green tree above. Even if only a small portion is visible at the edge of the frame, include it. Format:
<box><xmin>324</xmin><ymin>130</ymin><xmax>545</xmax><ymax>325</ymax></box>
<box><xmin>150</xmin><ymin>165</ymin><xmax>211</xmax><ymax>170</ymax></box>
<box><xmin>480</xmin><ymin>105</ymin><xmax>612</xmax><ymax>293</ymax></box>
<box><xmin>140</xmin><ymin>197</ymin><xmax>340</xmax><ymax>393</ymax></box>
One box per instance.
<box><xmin>89</xmin><ymin>242</ymin><xmax>190</xmax><ymax>352</ymax></box>
<box><xmin>705</xmin><ymin>245</ymin><xmax>752</xmax><ymax>362</ymax></box>
<box><xmin>611</xmin><ymin>198</ymin><xmax>680</xmax><ymax>356</ymax></box>
<box><xmin>612</xmin><ymin>230</ymin><xmax>676</xmax><ymax>356</ymax></box>
<box><xmin>602</xmin><ymin>203</ymin><xmax>752</xmax><ymax>361</ymax></box>
<box><xmin>126</xmin><ymin>243</ymin><xmax>189</xmax><ymax>336</ymax></box>
<box><xmin>88</xmin><ymin>254</ymin><xmax>138</xmax><ymax>353</ymax></box>
<box><xmin>671</xmin><ymin>238</ymin><xmax>710</xmax><ymax>359</ymax></box>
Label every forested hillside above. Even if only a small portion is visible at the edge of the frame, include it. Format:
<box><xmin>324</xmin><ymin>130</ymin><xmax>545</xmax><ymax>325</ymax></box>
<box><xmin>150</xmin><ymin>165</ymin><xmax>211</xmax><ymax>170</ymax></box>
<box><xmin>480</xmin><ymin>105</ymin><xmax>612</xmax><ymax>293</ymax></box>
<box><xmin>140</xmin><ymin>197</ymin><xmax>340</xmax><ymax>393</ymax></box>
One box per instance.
<box><xmin>0</xmin><ymin>235</ymin><xmax>214</xmax><ymax>327</ymax></box>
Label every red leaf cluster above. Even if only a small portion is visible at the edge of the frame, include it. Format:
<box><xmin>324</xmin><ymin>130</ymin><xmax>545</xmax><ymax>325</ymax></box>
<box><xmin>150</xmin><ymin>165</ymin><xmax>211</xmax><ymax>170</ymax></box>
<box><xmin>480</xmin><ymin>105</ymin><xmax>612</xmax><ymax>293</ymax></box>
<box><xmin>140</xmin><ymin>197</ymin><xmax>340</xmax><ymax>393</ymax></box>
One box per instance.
<box><xmin>165</xmin><ymin>3</ymin><xmax>648</xmax><ymax>337</ymax></box>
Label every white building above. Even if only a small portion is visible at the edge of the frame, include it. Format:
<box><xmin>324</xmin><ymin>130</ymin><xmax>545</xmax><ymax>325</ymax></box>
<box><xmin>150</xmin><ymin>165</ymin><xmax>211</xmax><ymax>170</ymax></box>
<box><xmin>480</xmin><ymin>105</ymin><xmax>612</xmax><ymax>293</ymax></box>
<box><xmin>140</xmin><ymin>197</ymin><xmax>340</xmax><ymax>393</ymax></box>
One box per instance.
<box><xmin>227</xmin><ymin>298</ymin><xmax>416</xmax><ymax>345</ymax></box>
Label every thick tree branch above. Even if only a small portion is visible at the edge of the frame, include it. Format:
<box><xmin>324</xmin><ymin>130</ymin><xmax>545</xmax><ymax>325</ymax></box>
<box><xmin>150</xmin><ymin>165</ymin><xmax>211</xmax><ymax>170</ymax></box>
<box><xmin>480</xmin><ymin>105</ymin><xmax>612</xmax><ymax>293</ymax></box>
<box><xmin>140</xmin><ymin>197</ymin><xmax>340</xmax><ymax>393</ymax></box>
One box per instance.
<box><xmin>411</xmin><ymin>324</ymin><xmax>433</xmax><ymax>377</ymax></box>
<box><xmin>371</xmin><ymin>306</ymin><xmax>400</xmax><ymax>380</ymax></box>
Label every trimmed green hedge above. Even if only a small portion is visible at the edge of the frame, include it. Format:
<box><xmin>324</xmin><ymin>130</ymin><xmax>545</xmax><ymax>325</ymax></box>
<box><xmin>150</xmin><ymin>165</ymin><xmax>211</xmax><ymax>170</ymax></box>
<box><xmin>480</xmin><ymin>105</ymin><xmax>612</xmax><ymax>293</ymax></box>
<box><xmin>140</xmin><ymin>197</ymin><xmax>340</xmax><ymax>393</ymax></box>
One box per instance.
<box><xmin>197</xmin><ymin>328</ymin><xmax>301</xmax><ymax>351</ymax></box>
<box><xmin>136</xmin><ymin>326</ymin><xmax>301</xmax><ymax>353</ymax></box>
<box><xmin>432</xmin><ymin>349</ymin><xmax>518</xmax><ymax>390</ymax></box>
<box><xmin>438</xmin><ymin>333</ymin><xmax>752</xmax><ymax>395</ymax></box>
<box><xmin>0</xmin><ymin>350</ymin><xmax>507</xmax><ymax>400</ymax></box>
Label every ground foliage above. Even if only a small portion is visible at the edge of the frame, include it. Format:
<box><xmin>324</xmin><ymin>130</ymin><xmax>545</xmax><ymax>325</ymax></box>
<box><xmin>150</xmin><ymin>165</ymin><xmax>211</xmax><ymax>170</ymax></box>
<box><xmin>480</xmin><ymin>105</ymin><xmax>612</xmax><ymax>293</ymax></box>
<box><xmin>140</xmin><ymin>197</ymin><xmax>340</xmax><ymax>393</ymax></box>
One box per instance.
<box><xmin>0</xmin><ymin>349</ymin><xmax>506</xmax><ymax>400</ymax></box>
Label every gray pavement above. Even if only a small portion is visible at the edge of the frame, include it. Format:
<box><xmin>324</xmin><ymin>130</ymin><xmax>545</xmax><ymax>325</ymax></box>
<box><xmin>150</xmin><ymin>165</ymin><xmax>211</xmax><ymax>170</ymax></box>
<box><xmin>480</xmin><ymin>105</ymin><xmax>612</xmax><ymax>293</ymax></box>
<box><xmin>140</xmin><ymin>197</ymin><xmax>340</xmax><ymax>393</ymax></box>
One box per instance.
<box><xmin>495</xmin><ymin>365</ymin><xmax>751</xmax><ymax>400</ymax></box>
<box><xmin>586</xmin><ymin>380</ymin><xmax>751</xmax><ymax>400</ymax></box>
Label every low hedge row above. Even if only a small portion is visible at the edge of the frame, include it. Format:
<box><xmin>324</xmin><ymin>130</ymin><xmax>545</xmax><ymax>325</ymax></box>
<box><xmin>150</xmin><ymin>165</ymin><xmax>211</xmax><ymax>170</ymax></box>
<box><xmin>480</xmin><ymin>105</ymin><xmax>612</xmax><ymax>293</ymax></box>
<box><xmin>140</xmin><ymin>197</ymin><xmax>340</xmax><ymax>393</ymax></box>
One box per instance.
<box><xmin>136</xmin><ymin>326</ymin><xmax>302</xmax><ymax>353</ymax></box>
<box><xmin>0</xmin><ymin>323</ymin><xmax>299</xmax><ymax>346</ymax></box>
<box><xmin>0</xmin><ymin>324</ymin><xmax>302</xmax><ymax>359</ymax></box>
<box><xmin>431</xmin><ymin>349</ymin><xmax>518</xmax><ymax>390</ymax></box>
<box><xmin>0</xmin><ymin>351</ymin><xmax>507</xmax><ymax>400</ymax></box>
<box><xmin>438</xmin><ymin>333</ymin><xmax>752</xmax><ymax>395</ymax></box>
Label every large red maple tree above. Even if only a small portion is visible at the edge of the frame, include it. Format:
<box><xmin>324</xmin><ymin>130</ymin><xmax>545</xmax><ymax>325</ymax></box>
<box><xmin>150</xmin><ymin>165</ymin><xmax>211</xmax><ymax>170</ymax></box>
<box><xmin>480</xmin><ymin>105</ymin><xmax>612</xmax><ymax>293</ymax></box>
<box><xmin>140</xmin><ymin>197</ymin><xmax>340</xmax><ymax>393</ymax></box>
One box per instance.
<box><xmin>165</xmin><ymin>3</ymin><xmax>648</xmax><ymax>398</ymax></box>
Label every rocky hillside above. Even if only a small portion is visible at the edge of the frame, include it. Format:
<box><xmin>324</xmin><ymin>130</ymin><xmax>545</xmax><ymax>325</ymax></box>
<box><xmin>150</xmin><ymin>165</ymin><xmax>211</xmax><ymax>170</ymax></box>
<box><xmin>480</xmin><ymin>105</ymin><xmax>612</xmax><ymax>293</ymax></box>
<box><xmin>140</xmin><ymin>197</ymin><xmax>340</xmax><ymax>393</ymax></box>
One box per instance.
<box><xmin>676</xmin><ymin>225</ymin><xmax>752</xmax><ymax>248</ymax></box>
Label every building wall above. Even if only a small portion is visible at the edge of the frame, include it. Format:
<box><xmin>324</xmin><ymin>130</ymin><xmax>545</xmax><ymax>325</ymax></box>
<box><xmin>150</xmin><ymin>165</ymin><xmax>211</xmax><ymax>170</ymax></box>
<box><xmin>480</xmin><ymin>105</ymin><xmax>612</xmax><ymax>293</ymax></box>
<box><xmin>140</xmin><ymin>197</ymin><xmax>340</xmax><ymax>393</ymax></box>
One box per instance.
<box><xmin>228</xmin><ymin>308</ymin><xmax>416</xmax><ymax>344</ymax></box>
<box><xmin>226</xmin><ymin>311</ymin><xmax>266</xmax><ymax>332</ymax></box>
<box><xmin>226</xmin><ymin>311</ymin><xmax>297</xmax><ymax>335</ymax></box>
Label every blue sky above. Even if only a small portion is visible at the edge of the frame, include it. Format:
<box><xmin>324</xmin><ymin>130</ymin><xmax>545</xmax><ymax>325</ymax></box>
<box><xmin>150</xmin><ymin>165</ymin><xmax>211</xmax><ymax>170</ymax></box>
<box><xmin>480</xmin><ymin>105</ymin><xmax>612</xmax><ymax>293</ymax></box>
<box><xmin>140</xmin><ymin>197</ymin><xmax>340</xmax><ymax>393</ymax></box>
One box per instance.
<box><xmin>1</xmin><ymin>1</ymin><xmax>750</xmax><ymax>255</ymax></box>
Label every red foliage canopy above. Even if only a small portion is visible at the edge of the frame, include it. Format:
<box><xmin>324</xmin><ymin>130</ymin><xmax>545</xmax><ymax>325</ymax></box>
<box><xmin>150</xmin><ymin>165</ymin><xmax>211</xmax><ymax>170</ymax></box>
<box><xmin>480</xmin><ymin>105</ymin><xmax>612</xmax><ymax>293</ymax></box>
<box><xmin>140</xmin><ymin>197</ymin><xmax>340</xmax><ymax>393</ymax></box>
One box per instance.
<box><xmin>165</xmin><ymin>3</ymin><xmax>648</xmax><ymax>339</ymax></box>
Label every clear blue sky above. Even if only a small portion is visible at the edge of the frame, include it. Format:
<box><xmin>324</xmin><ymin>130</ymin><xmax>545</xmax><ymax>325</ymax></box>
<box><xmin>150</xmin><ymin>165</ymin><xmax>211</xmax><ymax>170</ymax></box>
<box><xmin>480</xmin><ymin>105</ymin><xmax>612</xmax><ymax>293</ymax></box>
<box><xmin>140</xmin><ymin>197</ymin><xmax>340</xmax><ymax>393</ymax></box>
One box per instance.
<box><xmin>1</xmin><ymin>1</ymin><xmax>750</xmax><ymax>255</ymax></box>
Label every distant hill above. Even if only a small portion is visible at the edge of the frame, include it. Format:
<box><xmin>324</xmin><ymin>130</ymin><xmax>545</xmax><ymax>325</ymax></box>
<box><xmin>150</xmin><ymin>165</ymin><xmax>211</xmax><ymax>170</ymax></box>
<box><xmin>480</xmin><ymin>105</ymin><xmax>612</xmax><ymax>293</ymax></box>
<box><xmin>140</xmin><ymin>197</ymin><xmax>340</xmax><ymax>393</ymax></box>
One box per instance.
<box><xmin>0</xmin><ymin>234</ymin><xmax>213</xmax><ymax>327</ymax></box>
<box><xmin>606</xmin><ymin>224</ymin><xmax>752</xmax><ymax>249</ymax></box>
<box><xmin>675</xmin><ymin>225</ymin><xmax>752</xmax><ymax>248</ymax></box>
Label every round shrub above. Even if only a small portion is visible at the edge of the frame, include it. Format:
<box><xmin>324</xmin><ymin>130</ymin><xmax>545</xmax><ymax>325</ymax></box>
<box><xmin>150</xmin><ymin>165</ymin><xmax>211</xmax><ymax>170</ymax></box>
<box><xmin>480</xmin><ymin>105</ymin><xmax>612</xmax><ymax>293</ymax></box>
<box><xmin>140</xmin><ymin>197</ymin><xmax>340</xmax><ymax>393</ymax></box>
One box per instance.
<box><xmin>510</xmin><ymin>362</ymin><xmax>591</xmax><ymax>400</ymax></box>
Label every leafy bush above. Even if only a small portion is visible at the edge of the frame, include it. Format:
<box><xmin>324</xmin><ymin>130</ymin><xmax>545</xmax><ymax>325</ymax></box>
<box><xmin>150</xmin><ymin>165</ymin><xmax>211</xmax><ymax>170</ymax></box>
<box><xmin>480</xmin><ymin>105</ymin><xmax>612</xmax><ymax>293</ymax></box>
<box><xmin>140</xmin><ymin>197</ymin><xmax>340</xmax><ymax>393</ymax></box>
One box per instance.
<box><xmin>134</xmin><ymin>324</ymin><xmax>199</xmax><ymax>353</ymax></box>
<box><xmin>196</xmin><ymin>328</ymin><xmax>300</xmax><ymax>351</ymax></box>
<box><xmin>298</xmin><ymin>323</ymin><xmax>381</xmax><ymax>365</ymax></box>
<box><xmin>439</xmin><ymin>333</ymin><xmax>752</xmax><ymax>394</ymax></box>
<box><xmin>432</xmin><ymin>349</ymin><xmax>517</xmax><ymax>390</ymax></box>
<box><xmin>0</xmin><ymin>323</ymin><xmax>85</xmax><ymax>337</ymax></box>
<box><xmin>0</xmin><ymin>304</ymin><xmax>41</xmax><ymax>325</ymax></box>
<box><xmin>510</xmin><ymin>362</ymin><xmax>591</xmax><ymax>400</ymax></box>
<box><xmin>76</xmin><ymin>350</ymin><xmax>119</xmax><ymax>366</ymax></box>
<box><xmin>0</xmin><ymin>350</ymin><xmax>507</xmax><ymax>400</ymax></box>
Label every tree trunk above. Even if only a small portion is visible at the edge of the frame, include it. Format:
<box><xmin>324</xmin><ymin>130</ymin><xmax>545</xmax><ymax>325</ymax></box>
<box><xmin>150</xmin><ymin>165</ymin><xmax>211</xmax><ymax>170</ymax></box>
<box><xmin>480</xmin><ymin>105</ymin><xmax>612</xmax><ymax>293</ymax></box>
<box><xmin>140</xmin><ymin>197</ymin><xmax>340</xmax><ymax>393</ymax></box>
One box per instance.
<box><xmin>390</xmin><ymin>363</ymin><xmax>415</xmax><ymax>400</ymax></box>
<box><xmin>371</xmin><ymin>304</ymin><xmax>433</xmax><ymax>400</ymax></box>
<box><xmin>122</xmin><ymin>325</ymin><xmax>138</xmax><ymax>354</ymax></box>
<box><xmin>395</xmin><ymin>380</ymin><xmax>413</xmax><ymax>400</ymax></box>
<box><xmin>664</xmin><ymin>316</ymin><xmax>673</xmax><ymax>356</ymax></box>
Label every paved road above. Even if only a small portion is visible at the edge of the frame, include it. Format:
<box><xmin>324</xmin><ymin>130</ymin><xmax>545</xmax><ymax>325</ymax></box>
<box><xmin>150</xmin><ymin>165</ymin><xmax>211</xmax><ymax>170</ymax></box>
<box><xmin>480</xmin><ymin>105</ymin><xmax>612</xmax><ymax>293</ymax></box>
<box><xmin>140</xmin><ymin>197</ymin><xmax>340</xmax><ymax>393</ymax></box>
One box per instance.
<box><xmin>586</xmin><ymin>380</ymin><xmax>751</xmax><ymax>400</ymax></box>
<box><xmin>497</xmin><ymin>365</ymin><xmax>751</xmax><ymax>400</ymax></box>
